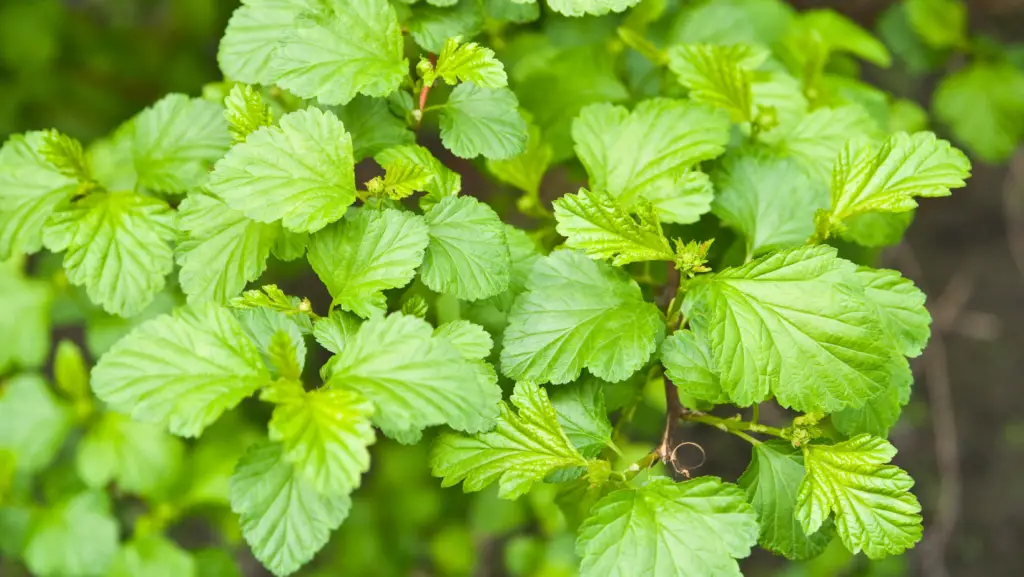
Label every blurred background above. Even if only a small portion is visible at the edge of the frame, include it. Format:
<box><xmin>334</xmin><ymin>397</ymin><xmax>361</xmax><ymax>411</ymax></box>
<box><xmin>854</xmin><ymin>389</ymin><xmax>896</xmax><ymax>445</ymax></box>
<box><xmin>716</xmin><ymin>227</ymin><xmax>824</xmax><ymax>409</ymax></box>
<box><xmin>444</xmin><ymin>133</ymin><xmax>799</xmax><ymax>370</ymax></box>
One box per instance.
<box><xmin>2</xmin><ymin>0</ymin><xmax>1023</xmax><ymax>576</ymax></box>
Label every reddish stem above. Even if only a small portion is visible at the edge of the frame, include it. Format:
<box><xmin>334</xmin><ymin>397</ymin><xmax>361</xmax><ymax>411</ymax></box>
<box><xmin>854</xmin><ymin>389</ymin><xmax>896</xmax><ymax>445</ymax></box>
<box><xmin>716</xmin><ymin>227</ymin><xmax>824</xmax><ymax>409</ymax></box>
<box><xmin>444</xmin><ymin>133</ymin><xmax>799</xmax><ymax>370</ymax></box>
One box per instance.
<box><xmin>418</xmin><ymin>54</ymin><xmax>438</xmax><ymax>115</ymax></box>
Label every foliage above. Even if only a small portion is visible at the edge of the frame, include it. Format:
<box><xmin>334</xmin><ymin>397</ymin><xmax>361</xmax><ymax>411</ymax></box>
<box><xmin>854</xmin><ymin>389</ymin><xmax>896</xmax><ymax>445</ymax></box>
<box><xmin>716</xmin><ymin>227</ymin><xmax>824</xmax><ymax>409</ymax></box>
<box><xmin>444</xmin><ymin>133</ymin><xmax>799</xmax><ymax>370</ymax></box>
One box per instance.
<box><xmin>0</xmin><ymin>1</ymin><xmax>976</xmax><ymax>576</ymax></box>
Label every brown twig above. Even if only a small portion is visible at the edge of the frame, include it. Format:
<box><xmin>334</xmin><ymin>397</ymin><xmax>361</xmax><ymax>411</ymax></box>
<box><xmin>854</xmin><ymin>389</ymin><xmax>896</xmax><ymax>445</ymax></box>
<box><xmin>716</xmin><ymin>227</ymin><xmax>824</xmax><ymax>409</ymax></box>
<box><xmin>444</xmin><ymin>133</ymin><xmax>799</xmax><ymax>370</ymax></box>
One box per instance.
<box><xmin>893</xmin><ymin>244</ymin><xmax>962</xmax><ymax>577</ymax></box>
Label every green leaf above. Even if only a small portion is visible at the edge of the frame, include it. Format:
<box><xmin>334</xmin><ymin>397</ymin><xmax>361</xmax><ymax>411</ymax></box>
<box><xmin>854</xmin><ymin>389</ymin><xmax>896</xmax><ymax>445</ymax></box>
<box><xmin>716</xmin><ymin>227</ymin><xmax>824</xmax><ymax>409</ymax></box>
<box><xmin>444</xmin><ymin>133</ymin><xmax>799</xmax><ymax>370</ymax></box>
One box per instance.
<box><xmin>794</xmin><ymin>9</ymin><xmax>891</xmax><ymax>67</ymax></box>
<box><xmin>516</xmin><ymin>45</ymin><xmax>629</xmax><ymax>162</ymax></box>
<box><xmin>0</xmin><ymin>259</ymin><xmax>52</xmax><ymax>372</ymax></box>
<box><xmin>91</xmin><ymin>303</ymin><xmax>271</xmax><ymax>437</ymax></box>
<box><xmin>224</xmin><ymin>84</ymin><xmax>273</xmax><ymax>142</ymax></box>
<box><xmin>711</xmin><ymin>149</ymin><xmax>827</xmax><ymax>257</ymax></box>
<box><xmin>333</xmin><ymin>96</ymin><xmax>415</xmax><ymax>161</ymax></box>
<box><xmin>485</xmin><ymin>0</ymin><xmax>540</xmax><ymax>22</ymax></box>
<box><xmin>831</xmin><ymin>367</ymin><xmax>912</xmax><ymax>437</ymax></box>
<box><xmin>233</xmin><ymin>307</ymin><xmax>307</xmax><ymax>379</ymax></box>
<box><xmin>576</xmin><ymin>476</ymin><xmax>759</xmax><ymax>577</ymax></box>
<box><xmin>683</xmin><ymin>245</ymin><xmax>894</xmax><ymax>412</ymax></box>
<box><xmin>307</xmin><ymin>208</ymin><xmax>429</xmax><ymax>318</ymax></box>
<box><xmin>440</xmin><ymin>83</ymin><xmax>528</xmax><ymax>160</ymax></box>
<box><xmin>431</xmin><ymin>381</ymin><xmax>588</xmax><ymax>499</ymax></box>
<box><xmin>667</xmin><ymin>44</ymin><xmax>766</xmax><ymax>123</ymax></box>
<box><xmin>324</xmin><ymin>313</ymin><xmax>501</xmax><ymax>437</ymax></box>
<box><xmin>132</xmin><ymin>94</ymin><xmax>231</xmax><ymax>194</ymax></box>
<box><xmin>433</xmin><ymin>320</ymin><xmax>494</xmax><ymax>360</ymax></box>
<box><xmin>432</xmin><ymin>37</ymin><xmax>508</xmax><ymax>88</ymax></box>
<box><xmin>24</xmin><ymin>492</ymin><xmax>119</xmax><ymax>577</ymax></box>
<box><xmin>53</xmin><ymin>340</ymin><xmax>89</xmax><ymax>402</ymax></box>
<box><xmin>369</xmin><ymin>156</ymin><xmax>432</xmax><ymax>200</ymax></box>
<box><xmin>177</xmin><ymin>191</ymin><xmax>278</xmax><ymax>304</ymax></box>
<box><xmin>76</xmin><ymin>412</ymin><xmax>184</xmax><ymax>497</ymax></box>
<box><xmin>374</xmin><ymin>145</ymin><xmax>462</xmax><ymax>210</ymax></box>
<box><xmin>572</xmin><ymin>99</ymin><xmax>729</xmax><ymax>223</ymax></box>
<box><xmin>554</xmin><ymin>188</ymin><xmax>675</xmax><ymax>266</ymax></box>
<box><xmin>0</xmin><ymin>374</ymin><xmax>72</xmax><ymax>474</ymax></box>
<box><xmin>268</xmin><ymin>388</ymin><xmax>375</xmax><ymax>495</ymax></box>
<box><xmin>421</xmin><ymin>195</ymin><xmax>512</xmax><ymax>300</ymax></box>
<box><xmin>501</xmin><ymin>250</ymin><xmax>664</xmax><ymax>384</ymax></box>
<box><xmin>38</xmin><ymin>130</ymin><xmax>93</xmax><ymax>184</ymax></box>
<box><xmin>218</xmin><ymin>0</ymin><xmax>322</xmax><ymax>84</ymax></box>
<box><xmin>660</xmin><ymin>330</ymin><xmax>727</xmax><ymax>404</ymax></box>
<box><xmin>269</xmin><ymin>0</ymin><xmax>406</xmax><ymax>105</ymax></box>
<box><xmin>485</xmin><ymin>118</ymin><xmax>553</xmax><ymax>213</ymax></box>
<box><xmin>312</xmin><ymin>310</ymin><xmax>361</xmax><ymax>355</ymax></box>
<box><xmin>193</xmin><ymin>549</ymin><xmax>242</xmax><ymax>577</ymax></box>
<box><xmin>824</xmin><ymin>132</ymin><xmax>970</xmax><ymax>230</ymax></box>
<box><xmin>738</xmin><ymin>441</ymin><xmax>833</xmax><ymax>560</ymax></box>
<box><xmin>841</xmin><ymin>210</ymin><xmax>914</xmax><ymax>248</ymax></box>
<box><xmin>767</xmin><ymin>105</ymin><xmax>882</xmax><ymax>182</ymax></box>
<box><xmin>934</xmin><ymin>62</ymin><xmax>1024</xmax><ymax>164</ymax></box>
<box><xmin>796</xmin><ymin>435</ymin><xmax>923</xmax><ymax>559</ymax></box>
<box><xmin>43</xmin><ymin>192</ymin><xmax>175</xmax><ymax>317</ymax></box>
<box><xmin>87</xmin><ymin>121</ymin><xmax>138</xmax><ymax>192</ymax></box>
<box><xmin>230</xmin><ymin>441</ymin><xmax>350</xmax><ymax>577</ymax></box>
<box><xmin>669</xmin><ymin>0</ymin><xmax>793</xmax><ymax>46</ymax></box>
<box><xmin>0</xmin><ymin>131</ymin><xmax>79</xmax><ymax>258</ymax></box>
<box><xmin>546</xmin><ymin>0</ymin><xmax>640</xmax><ymax>18</ymax></box>
<box><xmin>549</xmin><ymin>378</ymin><xmax>613</xmax><ymax>458</ymax></box>
<box><xmin>209</xmin><ymin>107</ymin><xmax>356</xmax><ymax>234</ymax></box>
<box><xmin>855</xmin><ymin>267</ymin><xmax>931</xmax><ymax>357</ymax></box>
<box><xmin>108</xmin><ymin>536</ymin><xmax>195</xmax><ymax>577</ymax></box>
<box><xmin>905</xmin><ymin>0</ymin><xmax>967</xmax><ymax>49</ymax></box>
<box><xmin>407</xmin><ymin>0</ymin><xmax>484</xmax><ymax>53</ymax></box>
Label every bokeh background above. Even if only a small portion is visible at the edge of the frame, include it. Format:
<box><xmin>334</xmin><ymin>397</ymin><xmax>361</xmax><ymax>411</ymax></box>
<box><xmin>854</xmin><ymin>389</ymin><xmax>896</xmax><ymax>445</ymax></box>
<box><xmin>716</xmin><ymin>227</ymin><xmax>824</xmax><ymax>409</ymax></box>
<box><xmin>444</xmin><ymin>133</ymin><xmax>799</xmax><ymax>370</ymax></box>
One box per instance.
<box><xmin>1</xmin><ymin>0</ymin><xmax>1023</xmax><ymax>576</ymax></box>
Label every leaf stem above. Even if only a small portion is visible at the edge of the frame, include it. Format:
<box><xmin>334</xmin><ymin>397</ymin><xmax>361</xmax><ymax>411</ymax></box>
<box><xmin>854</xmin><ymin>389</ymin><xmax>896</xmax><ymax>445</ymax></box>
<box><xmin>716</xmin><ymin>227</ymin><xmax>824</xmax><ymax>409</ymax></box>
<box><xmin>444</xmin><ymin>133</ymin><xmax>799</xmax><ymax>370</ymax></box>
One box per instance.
<box><xmin>680</xmin><ymin>411</ymin><xmax>787</xmax><ymax>440</ymax></box>
<box><xmin>416</xmin><ymin>53</ymin><xmax>438</xmax><ymax>127</ymax></box>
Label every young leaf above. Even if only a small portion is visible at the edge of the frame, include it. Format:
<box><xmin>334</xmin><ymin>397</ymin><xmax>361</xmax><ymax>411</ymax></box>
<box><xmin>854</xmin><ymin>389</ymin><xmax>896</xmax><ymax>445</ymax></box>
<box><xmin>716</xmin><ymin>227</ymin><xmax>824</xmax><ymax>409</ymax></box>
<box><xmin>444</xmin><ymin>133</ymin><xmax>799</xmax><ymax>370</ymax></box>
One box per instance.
<box><xmin>307</xmin><ymin>209</ymin><xmax>429</xmax><ymax>318</ymax></box>
<box><xmin>824</xmin><ymin>132</ymin><xmax>970</xmax><ymax>230</ymax></box>
<box><xmin>368</xmin><ymin>158</ymin><xmax>431</xmax><ymax>200</ymax></box>
<box><xmin>209</xmin><ymin>107</ymin><xmax>356</xmax><ymax>234</ymax></box>
<box><xmin>312</xmin><ymin>310</ymin><xmax>361</xmax><ymax>355</ymax></box>
<box><xmin>268</xmin><ymin>388</ymin><xmax>376</xmax><ymax>495</ymax></box>
<box><xmin>334</xmin><ymin>96</ymin><xmax>415</xmax><ymax>161</ymax></box>
<box><xmin>553</xmin><ymin>188</ymin><xmax>675</xmax><ymax>266</ymax></box>
<box><xmin>24</xmin><ymin>492</ymin><xmax>120</xmax><ymax>577</ymax></box>
<box><xmin>108</xmin><ymin>536</ymin><xmax>195</xmax><ymax>577</ymax></box>
<box><xmin>501</xmin><ymin>250</ymin><xmax>664</xmax><ymax>384</ymax></box>
<box><xmin>738</xmin><ymin>441</ymin><xmax>833</xmax><ymax>560</ymax></box>
<box><xmin>549</xmin><ymin>378</ymin><xmax>613</xmax><ymax>458</ymax></box>
<box><xmin>230</xmin><ymin>441</ymin><xmax>350</xmax><ymax>577</ymax></box>
<box><xmin>38</xmin><ymin>130</ymin><xmax>93</xmax><ymax>183</ymax></box>
<box><xmin>711</xmin><ymin>149</ymin><xmax>827</xmax><ymax>257</ymax></box>
<box><xmin>234</xmin><ymin>307</ymin><xmax>307</xmax><ymax>379</ymax></box>
<box><xmin>53</xmin><ymin>340</ymin><xmax>90</xmax><ymax>402</ymax></box>
<box><xmin>439</xmin><ymin>83</ymin><xmax>528</xmax><ymax>160</ymax></box>
<box><xmin>132</xmin><ymin>94</ymin><xmax>231</xmax><ymax>194</ymax></box>
<box><xmin>76</xmin><ymin>412</ymin><xmax>184</xmax><ymax>498</ymax></box>
<box><xmin>667</xmin><ymin>44</ymin><xmax>767</xmax><ymax>123</ymax></box>
<box><xmin>796</xmin><ymin>435</ymin><xmax>923</xmax><ymax>559</ymax></box>
<box><xmin>433</xmin><ymin>320</ymin><xmax>494</xmax><ymax>360</ymax></box>
<box><xmin>432</xmin><ymin>37</ymin><xmax>508</xmax><ymax>88</ymax></box>
<box><xmin>324</xmin><ymin>313</ymin><xmax>501</xmax><ymax>437</ymax></box>
<box><xmin>374</xmin><ymin>145</ymin><xmax>462</xmax><ymax>210</ymax></box>
<box><xmin>224</xmin><ymin>84</ymin><xmax>273</xmax><ymax>142</ymax></box>
<box><xmin>43</xmin><ymin>191</ymin><xmax>176</xmax><ymax>318</ymax></box>
<box><xmin>176</xmin><ymin>192</ymin><xmax>278</xmax><ymax>304</ymax></box>
<box><xmin>421</xmin><ymin>196</ymin><xmax>512</xmax><ymax>301</ymax></box>
<box><xmin>431</xmin><ymin>381</ymin><xmax>589</xmax><ymax>499</ymax></box>
<box><xmin>683</xmin><ymin>245</ymin><xmax>895</xmax><ymax>412</ymax></box>
<box><xmin>660</xmin><ymin>330</ymin><xmax>727</xmax><ymax>404</ymax></box>
<box><xmin>855</xmin><ymin>267</ymin><xmax>931</xmax><ymax>357</ymax></box>
<box><xmin>0</xmin><ymin>374</ymin><xmax>72</xmax><ymax>474</ymax></box>
<box><xmin>218</xmin><ymin>0</ymin><xmax>323</xmax><ymax>84</ymax></box>
<box><xmin>572</xmin><ymin>99</ymin><xmax>729</xmax><ymax>222</ymax></box>
<box><xmin>91</xmin><ymin>303</ymin><xmax>271</xmax><ymax>437</ymax></box>
<box><xmin>546</xmin><ymin>0</ymin><xmax>640</xmax><ymax>18</ymax></box>
<box><xmin>576</xmin><ymin>477</ymin><xmax>759</xmax><ymax>577</ymax></box>
<box><xmin>0</xmin><ymin>131</ymin><xmax>79</xmax><ymax>258</ymax></box>
<box><xmin>269</xmin><ymin>0</ymin><xmax>406</xmax><ymax>105</ymax></box>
